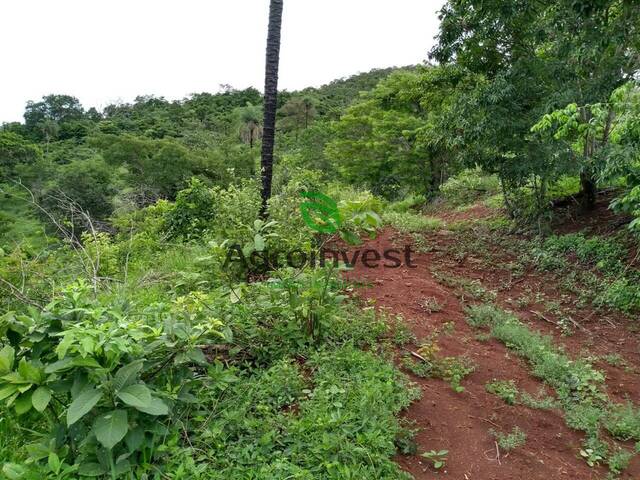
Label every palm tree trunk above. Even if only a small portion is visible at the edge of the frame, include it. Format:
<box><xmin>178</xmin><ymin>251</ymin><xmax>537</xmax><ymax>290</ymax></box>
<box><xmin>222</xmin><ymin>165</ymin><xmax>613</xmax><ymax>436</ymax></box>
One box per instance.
<box><xmin>260</xmin><ymin>0</ymin><xmax>284</xmax><ymax>218</ymax></box>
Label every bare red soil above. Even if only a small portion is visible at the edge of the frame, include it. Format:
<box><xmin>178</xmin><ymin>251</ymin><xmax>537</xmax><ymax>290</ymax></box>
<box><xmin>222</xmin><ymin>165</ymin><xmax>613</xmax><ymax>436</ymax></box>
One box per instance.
<box><xmin>340</xmin><ymin>203</ymin><xmax>640</xmax><ymax>479</ymax></box>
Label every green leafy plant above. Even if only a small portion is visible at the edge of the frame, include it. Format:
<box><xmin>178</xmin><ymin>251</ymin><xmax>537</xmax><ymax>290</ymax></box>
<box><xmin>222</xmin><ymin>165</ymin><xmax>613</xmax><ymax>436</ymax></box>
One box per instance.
<box><xmin>0</xmin><ymin>281</ymin><xmax>224</xmax><ymax>477</ymax></box>
<box><xmin>420</xmin><ymin>449</ymin><xmax>448</xmax><ymax>470</ymax></box>
<box><xmin>485</xmin><ymin>379</ymin><xmax>519</xmax><ymax>405</ymax></box>
<box><xmin>490</xmin><ymin>427</ymin><xmax>526</xmax><ymax>452</ymax></box>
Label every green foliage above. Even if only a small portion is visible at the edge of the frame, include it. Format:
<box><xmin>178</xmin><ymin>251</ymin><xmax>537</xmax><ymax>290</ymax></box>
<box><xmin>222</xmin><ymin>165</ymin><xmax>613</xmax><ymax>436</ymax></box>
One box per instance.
<box><xmin>608</xmin><ymin>448</ymin><xmax>634</xmax><ymax>475</ymax></box>
<box><xmin>420</xmin><ymin>450</ymin><xmax>448</xmax><ymax>470</ymax></box>
<box><xmin>531</xmin><ymin>233</ymin><xmax>640</xmax><ymax>313</ymax></box>
<box><xmin>0</xmin><ymin>282</ymin><xmax>223</xmax><ymax>477</ymax></box>
<box><xmin>490</xmin><ymin>427</ymin><xmax>526</xmax><ymax>452</ymax></box>
<box><xmin>47</xmin><ymin>157</ymin><xmax>119</xmax><ymax>220</ymax></box>
<box><xmin>0</xmin><ymin>132</ymin><xmax>42</xmax><ymax>177</ymax></box>
<box><xmin>382</xmin><ymin>212</ymin><xmax>443</xmax><ymax>233</ymax></box>
<box><xmin>165</xmin><ymin>178</ymin><xmax>217</xmax><ymax>239</ymax></box>
<box><xmin>470</xmin><ymin>303</ymin><xmax>639</xmax><ymax>474</ymax></box>
<box><xmin>403</xmin><ymin>340</ymin><xmax>475</xmax><ymax>393</ymax></box>
<box><xmin>440</xmin><ymin>168</ymin><xmax>500</xmax><ymax>206</ymax></box>
<box><xmin>485</xmin><ymin>380</ymin><xmax>518</xmax><ymax>405</ymax></box>
<box><xmin>605</xmin><ymin>403</ymin><xmax>640</xmax><ymax>442</ymax></box>
<box><xmin>186</xmin><ymin>347</ymin><xmax>416</xmax><ymax>479</ymax></box>
<box><xmin>325</xmin><ymin>69</ymin><xmax>444</xmax><ymax>199</ymax></box>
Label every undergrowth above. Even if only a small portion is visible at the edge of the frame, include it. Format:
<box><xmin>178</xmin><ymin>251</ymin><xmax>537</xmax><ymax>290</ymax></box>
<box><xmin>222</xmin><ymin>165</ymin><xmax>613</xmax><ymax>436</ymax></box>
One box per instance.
<box><xmin>466</xmin><ymin>303</ymin><xmax>640</xmax><ymax>475</ymax></box>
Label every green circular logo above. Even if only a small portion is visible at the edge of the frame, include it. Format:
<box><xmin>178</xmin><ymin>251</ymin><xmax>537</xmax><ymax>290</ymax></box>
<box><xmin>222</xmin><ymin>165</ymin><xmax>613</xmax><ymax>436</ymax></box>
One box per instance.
<box><xmin>300</xmin><ymin>192</ymin><xmax>342</xmax><ymax>233</ymax></box>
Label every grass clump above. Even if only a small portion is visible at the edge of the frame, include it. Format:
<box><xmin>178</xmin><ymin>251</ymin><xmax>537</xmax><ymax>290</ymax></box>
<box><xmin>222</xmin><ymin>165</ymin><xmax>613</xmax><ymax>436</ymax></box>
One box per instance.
<box><xmin>466</xmin><ymin>302</ymin><xmax>640</xmax><ymax>475</ymax></box>
<box><xmin>402</xmin><ymin>340</ymin><xmax>476</xmax><ymax>393</ymax></box>
<box><xmin>529</xmin><ymin>232</ymin><xmax>640</xmax><ymax>314</ymax></box>
<box><xmin>382</xmin><ymin>211</ymin><xmax>443</xmax><ymax>233</ymax></box>
<box><xmin>605</xmin><ymin>403</ymin><xmax>640</xmax><ymax>442</ymax></box>
<box><xmin>485</xmin><ymin>380</ymin><xmax>519</xmax><ymax>405</ymax></box>
<box><xmin>434</xmin><ymin>273</ymin><xmax>497</xmax><ymax>302</ymax></box>
<box><xmin>490</xmin><ymin>427</ymin><xmax>527</xmax><ymax>451</ymax></box>
<box><xmin>439</xmin><ymin>168</ymin><xmax>500</xmax><ymax>206</ymax></box>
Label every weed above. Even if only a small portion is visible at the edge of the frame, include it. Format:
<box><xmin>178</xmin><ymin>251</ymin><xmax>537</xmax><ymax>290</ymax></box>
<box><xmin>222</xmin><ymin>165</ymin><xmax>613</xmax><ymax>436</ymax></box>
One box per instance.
<box><xmin>383</xmin><ymin>211</ymin><xmax>443</xmax><ymax>233</ymax></box>
<box><xmin>465</xmin><ymin>303</ymin><xmax>510</xmax><ymax>328</ymax></box>
<box><xmin>467</xmin><ymin>303</ymin><xmax>640</xmax><ymax>474</ymax></box>
<box><xmin>395</xmin><ymin>424</ymin><xmax>419</xmax><ymax>455</ymax></box>
<box><xmin>486</xmin><ymin>380</ymin><xmax>519</xmax><ymax>405</ymax></box>
<box><xmin>410</xmin><ymin>232</ymin><xmax>432</xmax><ymax>253</ymax></box>
<box><xmin>608</xmin><ymin>448</ymin><xmax>634</xmax><ymax>475</ymax></box>
<box><xmin>474</xmin><ymin>332</ymin><xmax>492</xmax><ymax>342</ymax></box>
<box><xmin>519</xmin><ymin>389</ymin><xmax>559</xmax><ymax>410</ymax></box>
<box><xmin>389</xmin><ymin>315</ymin><xmax>417</xmax><ymax>346</ymax></box>
<box><xmin>403</xmin><ymin>340</ymin><xmax>476</xmax><ymax>392</ymax></box>
<box><xmin>420</xmin><ymin>450</ymin><xmax>449</xmax><ymax>470</ymax></box>
<box><xmin>580</xmin><ymin>435</ymin><xmax>609</xmax><ymax>467</ymax></box>
<box><xmin>419</xmin><ymin>296</ymin><xmax>443</xmax><ymax>314</ymax></box>
<box><xmin>433</xmin><ymin>273</ymin><xmax>497</xmax><ymax>302</ymax></box>
<box><xmin>605</xmin><ymin>403</ymin><xmax>640</xmax><ymax>442</ymax></box>
<box><xmin>490</xmin><ymin>427</ymin><xmax>526</xmax><ymax>451</ymax></box>
<box><xmin>603</xmin><ymin>354</ymin><xmax>626</xmax><ymax>368</ymax></box>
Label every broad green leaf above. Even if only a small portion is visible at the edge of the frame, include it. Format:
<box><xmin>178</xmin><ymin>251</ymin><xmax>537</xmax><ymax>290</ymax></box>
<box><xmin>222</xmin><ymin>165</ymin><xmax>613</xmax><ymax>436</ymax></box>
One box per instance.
<box><xmin>1</xmin><ymin>372</ymin><xmax>30</xmax><ymax>385</ymax></box>
<box><xmin>2</xmin><ymin>463</ymin><xmax>26</xmax><ymax>480</ymax></box>
<box><xmin>72</xmin><ymin>357</ymin><xmax>102</xmax><ymax>369</ymax></box>
<box><xmin>0</xmin><ymin>345</ymin><xmax>15</xmax><ymax>374</ymax></box>
<box><xmin>48</xmin><ymin>452</ymin><xmax>61</xmax><ymax>475</ymax></box>
<box><xmin>113</xmin><ymin>458</ymin><xmax>131</xmax><ymax>476</ymax></box>
<box><xmin>113</xmin><ymin>360</ymin><xmax>144</xmax><ymax>391</ymax></box>
<box><xmin>94</xmin><ymin>409</ymin><xmax>128</xmax><ymax>450</ymax></box>
<box><xmin>135</xmin><ymin>396</ymin><xmax>168</xmax><ymax>416</ymax></box>
<box><xmin>17</xmin><ymin>359</ymin><xmax>41</xmax><ymax>384</ymax></box>
<box><xmin>254</xmin><ymin>233</ymin><xmax>265</xmax><ymax>252</ymax></box>
<box><xmin>116</xmin><ymin>384</ymin><xmax>151</xmax><ymax>409</ymax></box>
<box><xmin>55</xmin><ymin>334</ymin><xmax>75</xmax><ymax>360</ymax></box>
<box><xmin>14</xmin><ymin>391</ymin><xmax>32</xmax><ymax>415</ymax></box>
<box><xmin>25</xmin><ymin>442</ymin><xmax>50</xmax><ymax>461</ymax></box>
<box><xmin>44</xmin><ymin>357</ymin><xmax>73</xmax><ymax>374</ymax></box>
<box><xmin>124</xmin><ymin>426</ymin><xmax>145</xmax><ymax>452</ymax></box>
<box><xmin>77</xmin><ymin>462</ymin><xmax>107</xmax><ymax>477</ymax></box>
<box><xmin>67</xmin><ymin>386</ymin><xmax>103</xmax><ymax>426</ymax></box>
<box><xmin>338</xmin><ymin>229</ymin><xmax>362</xmax><ymax>246</ymax></box>
<box><xmin>0</xmin><ymin>384</ymin><xmax>20</xmax><ymax>401</ymax></box>
<box><xmin>32</xmin><ymin>386</ymin><xmax>52</xmax><ymax>412</ymax></box>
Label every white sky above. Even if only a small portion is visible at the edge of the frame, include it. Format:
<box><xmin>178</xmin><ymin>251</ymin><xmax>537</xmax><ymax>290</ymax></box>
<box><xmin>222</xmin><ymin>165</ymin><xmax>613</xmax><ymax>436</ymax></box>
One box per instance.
<box><xmin>0</xmin><ymin>0</ymin><xmax>445</xmax><ymax>123</ymax></box>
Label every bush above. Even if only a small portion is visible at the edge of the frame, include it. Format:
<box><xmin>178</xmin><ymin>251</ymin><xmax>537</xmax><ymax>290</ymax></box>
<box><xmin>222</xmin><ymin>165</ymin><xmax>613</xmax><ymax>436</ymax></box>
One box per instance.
<box><xmin>0</xmin><ymin>281</ymin><xmax>224</xmax><ymax>478</ymax></box>
<box><xmin>382</xmin><ymin>211</ymin><xmax>443</xmax><ymax>233</ymax></box>
<box><xmin>440</xmin><ymin>168</ymin><xmax>500</xmax><ymax>206</ymax></box>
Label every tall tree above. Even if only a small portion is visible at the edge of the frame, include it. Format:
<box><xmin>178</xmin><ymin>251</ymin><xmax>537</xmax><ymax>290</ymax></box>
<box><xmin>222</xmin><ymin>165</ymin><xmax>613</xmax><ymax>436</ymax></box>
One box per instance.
<box><xmin>260</xmin><ymin>0</ymin><xmax>284</xmax><ymax>217</ymax></box>
<box><xmin>234</xmin><ymin>103</ymin><xmax>263</xmax><ymax>148</ymax></box>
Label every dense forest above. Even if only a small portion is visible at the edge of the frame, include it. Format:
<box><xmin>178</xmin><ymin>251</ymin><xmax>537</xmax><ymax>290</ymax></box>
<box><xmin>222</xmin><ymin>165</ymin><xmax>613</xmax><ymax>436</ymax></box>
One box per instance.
<box><xmin>1</xmin><ymin>1</ymin><xmax>640</xmax><ymax>479</ymax></box>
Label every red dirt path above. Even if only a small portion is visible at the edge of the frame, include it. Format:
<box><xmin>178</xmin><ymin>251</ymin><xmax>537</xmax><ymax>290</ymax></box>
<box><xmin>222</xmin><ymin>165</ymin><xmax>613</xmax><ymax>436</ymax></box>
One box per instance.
<box><xmin>341</xmin><ymin>221</ymin><xmax>640</xmax><ymax>479</ymax></box>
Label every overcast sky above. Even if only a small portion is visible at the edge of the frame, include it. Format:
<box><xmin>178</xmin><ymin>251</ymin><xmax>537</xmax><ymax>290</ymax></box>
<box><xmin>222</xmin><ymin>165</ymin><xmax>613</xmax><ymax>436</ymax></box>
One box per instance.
<box><xmin>0</xmin><ymin>0</ymin><xmax>445</xmax><ymax>123</ymax></box>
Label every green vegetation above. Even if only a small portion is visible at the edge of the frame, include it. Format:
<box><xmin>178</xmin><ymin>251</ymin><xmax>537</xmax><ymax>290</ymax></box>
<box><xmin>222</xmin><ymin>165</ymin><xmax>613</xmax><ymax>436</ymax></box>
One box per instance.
<box><xmin>485</xmin><ymin>380</ymin><xmax>519</xmax><ymax>405</ymax></box>
<box><xmin>382</xmin><ymin>211</ymin><xmax>443</xmax><ymax>234</ymax></box>
<box><xmin>420</xmin><ymin>450</ymin><xmax>448</xmax><ymax>470</ymax></box>
<box><xmin>490</xmin><ymin>427</ymin><xmax>527</xmax><ymax>452</ymax></box>
<box><xmin>2</xmin><ymin>0</ymin><xmax>640</xmax><ymax>477</ymax></box>
<box><xmin>402</xmin><ymin>339</ymin><xmax>475</xmax><ymax>393</ymax></box>
<box><xmin>467</xmin><ymin>303</ymin><xmax>640</xmax><ymax>473</ymax></box>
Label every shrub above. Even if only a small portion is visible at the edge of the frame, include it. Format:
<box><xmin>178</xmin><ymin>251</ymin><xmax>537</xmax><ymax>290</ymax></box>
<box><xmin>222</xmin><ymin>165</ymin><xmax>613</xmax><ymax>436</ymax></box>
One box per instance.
<box><xmin>486</xmin><ymin>380</ymin><xmax>519</xmax><ymax>405</ymax></box>
<box><xmin>382</xmin><ymin>211</ymin><xmax>442</xmax><ymax>233</ymax></box>
<box><xmin>440</xmin><ymin>168</ymin><xmax>500</xmax><ymax>206</ymax></box>
<box><xmin>490</xmin><ymin>426</ymin><xmax>526</xmax><ymax>451</ymax></box>
<box><xmin>0</xmin><ymin>281</ymin><xmax>224</xmax><ymax>478</ymax></box>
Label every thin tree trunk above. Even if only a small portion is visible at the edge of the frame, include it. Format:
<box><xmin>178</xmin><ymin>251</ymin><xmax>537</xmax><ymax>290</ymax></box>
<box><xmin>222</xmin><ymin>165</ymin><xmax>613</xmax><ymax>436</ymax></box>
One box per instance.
<box><xmin>579</xmin><ymin>107</ymin><xmax>597</xmax><ymax>211</ymax></box>
<box><xmin>260</xmin><ymin>0</ymin><xmax>284</xmax><ymax>218</ymax></box>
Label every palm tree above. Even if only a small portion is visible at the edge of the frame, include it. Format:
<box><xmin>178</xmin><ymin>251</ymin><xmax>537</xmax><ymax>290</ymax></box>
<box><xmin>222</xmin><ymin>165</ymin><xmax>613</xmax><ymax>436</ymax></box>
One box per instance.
<box><xmin>260</xmin><ymin>0</ymin><xmax>284</xmax><ymax>217</ymax></box>
<box><xmin>234</xmin><ymin>103</ymin><xmax>263</xmax><ymax>149</ymax></box>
